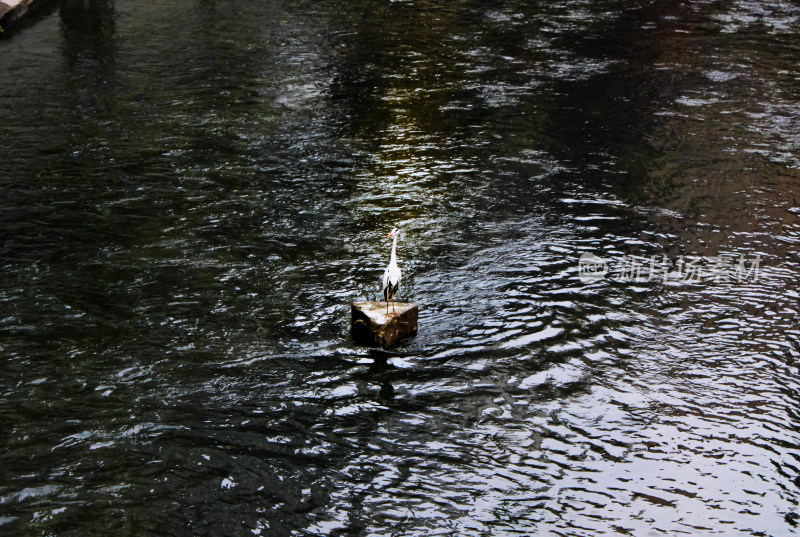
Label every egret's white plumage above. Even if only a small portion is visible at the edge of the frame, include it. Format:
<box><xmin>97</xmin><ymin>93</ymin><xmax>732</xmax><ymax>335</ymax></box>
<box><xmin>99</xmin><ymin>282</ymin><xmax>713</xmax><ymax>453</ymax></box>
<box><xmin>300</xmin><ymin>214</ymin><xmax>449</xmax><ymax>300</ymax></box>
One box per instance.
<box><xmin>382</xmin><ymin>228</ymin><xmax>402</xmax><ymax>314</ymax></box>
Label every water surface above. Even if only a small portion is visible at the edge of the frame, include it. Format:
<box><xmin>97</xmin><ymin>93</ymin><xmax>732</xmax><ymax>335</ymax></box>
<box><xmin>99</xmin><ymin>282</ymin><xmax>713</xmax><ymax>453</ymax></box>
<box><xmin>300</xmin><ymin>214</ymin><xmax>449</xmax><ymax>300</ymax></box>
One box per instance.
<box><xmin>2</xmin><ymin>1</ymin><xmax>800</xmax><ymax>535</ymax></box>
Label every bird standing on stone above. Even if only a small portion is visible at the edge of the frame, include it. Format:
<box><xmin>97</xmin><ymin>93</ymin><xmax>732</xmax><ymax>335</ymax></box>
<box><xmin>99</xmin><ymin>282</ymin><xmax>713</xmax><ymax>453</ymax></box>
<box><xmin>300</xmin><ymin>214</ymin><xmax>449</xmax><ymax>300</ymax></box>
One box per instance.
<box><xmin>382</xmin><ymin>228</ymin><xmax>402</xmax><ymax>314</ymax></box>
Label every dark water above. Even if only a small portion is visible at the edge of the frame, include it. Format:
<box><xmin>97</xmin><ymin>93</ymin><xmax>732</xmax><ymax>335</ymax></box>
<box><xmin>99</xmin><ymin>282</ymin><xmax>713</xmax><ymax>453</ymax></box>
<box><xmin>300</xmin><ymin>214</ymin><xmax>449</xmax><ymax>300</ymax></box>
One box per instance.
<box><xmin>2</xmin><ymin>0</ymin><xmax>800</xmax><ymax>535</ymax></box>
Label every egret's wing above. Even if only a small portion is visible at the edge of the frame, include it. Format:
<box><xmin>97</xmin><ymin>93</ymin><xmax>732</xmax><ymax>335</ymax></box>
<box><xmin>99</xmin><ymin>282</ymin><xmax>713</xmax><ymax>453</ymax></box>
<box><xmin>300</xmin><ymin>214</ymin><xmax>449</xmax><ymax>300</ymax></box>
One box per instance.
<box><xmin>382</xmin><ymin>267</ymin><xmax>390</xmax><ymax>290</ymax></box>
<box><xmin>394</xmin><ymin>266</ymin><xmax>402</xmax><ymax>287</ymax></box>
<box><xmin>388</xmin><ymin>265</ymin><xmax>401</xmax><ymax>288</ymax></box>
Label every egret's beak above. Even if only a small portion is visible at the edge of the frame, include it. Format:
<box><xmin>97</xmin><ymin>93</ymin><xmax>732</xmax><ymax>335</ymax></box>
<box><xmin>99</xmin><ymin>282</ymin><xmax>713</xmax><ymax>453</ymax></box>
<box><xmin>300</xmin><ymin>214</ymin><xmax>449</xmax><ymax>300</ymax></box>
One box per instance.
<box><xmin>386</xmin><ymin>230</ymin><xmax>395</xmax><ymax>237</ymax></box>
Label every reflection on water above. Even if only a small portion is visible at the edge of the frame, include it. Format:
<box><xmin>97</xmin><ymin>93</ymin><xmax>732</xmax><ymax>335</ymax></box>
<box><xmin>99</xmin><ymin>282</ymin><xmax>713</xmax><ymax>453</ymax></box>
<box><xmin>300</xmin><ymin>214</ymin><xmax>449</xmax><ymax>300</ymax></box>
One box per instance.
<box><xmin>1</xmin><ymin>0</ymin><xmax>800</xmax><ymax>535</ymax></box>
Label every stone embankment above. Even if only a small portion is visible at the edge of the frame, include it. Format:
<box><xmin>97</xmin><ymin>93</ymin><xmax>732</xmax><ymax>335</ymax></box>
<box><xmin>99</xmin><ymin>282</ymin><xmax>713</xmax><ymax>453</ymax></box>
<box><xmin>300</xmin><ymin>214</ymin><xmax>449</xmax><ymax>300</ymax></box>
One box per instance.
<box><xmin>1</xmin><ymin>0</ymin><xmax>53</xmax><ymax>30</ymax></box>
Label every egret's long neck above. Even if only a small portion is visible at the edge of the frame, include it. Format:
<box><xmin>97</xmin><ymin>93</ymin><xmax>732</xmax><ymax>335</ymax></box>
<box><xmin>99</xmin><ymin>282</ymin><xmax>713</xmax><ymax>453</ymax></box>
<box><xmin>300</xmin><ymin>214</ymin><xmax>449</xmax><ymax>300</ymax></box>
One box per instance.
<box><xmin>390</xmin><ymin>234</ymin><xmax>398</xmax><ymax>265</ymax></box>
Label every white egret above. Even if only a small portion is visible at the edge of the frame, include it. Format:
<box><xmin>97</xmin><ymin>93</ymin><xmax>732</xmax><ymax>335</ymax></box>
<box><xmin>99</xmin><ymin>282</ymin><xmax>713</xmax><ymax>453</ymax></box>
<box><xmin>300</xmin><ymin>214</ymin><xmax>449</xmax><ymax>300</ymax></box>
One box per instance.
<box><xmin>382</xmin><ymin>228</ymin><xmax>402</xmax><ymax>314</ymax></box>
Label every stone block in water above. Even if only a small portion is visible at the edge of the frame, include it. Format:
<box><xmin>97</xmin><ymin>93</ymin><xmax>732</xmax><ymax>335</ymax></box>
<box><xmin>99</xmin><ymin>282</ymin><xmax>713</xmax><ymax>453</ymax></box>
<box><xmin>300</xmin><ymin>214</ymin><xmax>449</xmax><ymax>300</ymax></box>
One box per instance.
<box><xmin>351</xmin><ymin>301</ymin><xmax>418</xmax><ymax>349</ymax></box>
